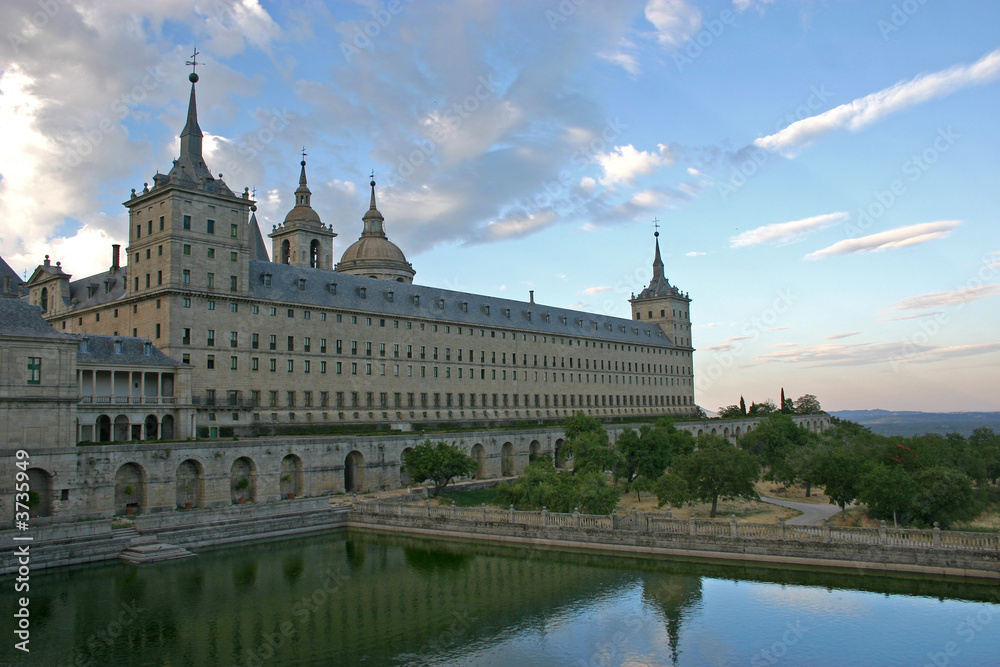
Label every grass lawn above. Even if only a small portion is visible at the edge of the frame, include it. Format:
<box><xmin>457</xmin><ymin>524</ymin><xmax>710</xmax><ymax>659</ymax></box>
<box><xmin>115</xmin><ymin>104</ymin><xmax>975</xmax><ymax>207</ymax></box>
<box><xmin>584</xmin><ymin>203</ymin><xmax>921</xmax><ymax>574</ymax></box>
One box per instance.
<box><xmin>615</xmin><ymin>491</ymin><xmax>800</xmax><ymax>523</ymax></box>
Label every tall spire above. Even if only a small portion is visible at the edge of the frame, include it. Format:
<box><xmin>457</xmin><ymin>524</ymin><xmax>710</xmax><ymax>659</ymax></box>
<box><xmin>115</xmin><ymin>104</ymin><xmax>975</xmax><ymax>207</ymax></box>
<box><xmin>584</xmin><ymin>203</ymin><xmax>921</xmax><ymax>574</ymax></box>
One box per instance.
<box><xmin>295</xmin><ymin>148</ymin><xmax>311</xmax><ymax>207</ymax></box>
<box><xmin>362</xmin><ymin>176</ymin><xmax>386</xmax><ymax>237</ymax></box>
<box><xmin>652</xmin><ymin>230</ymin><xmax>664</xmax><ymax>280</ymax></box>
<box><xmin>180</xmin><ymin>48</ymin><xmax>203</xmax><ymax>158</ymax></box>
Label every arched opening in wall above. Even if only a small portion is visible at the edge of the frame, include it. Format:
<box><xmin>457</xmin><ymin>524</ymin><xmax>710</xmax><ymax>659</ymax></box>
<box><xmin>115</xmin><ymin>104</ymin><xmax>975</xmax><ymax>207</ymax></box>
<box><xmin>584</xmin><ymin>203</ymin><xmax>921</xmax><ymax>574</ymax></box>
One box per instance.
<box><xmin>368</xmin><ymin>275</ymin><xmax>378</xmax><ymax>279</ymax></box>
<box><xmin>114</xmin><ymin>415</ymin><xmax>130</xmax><ymax>441</ymax></box>
<box><xmin>231</xmin><ymin>456</ymin><xmax>257</xmax><ymax>504</ymax></box>
<box><xmin>735</xmin><ymin>426</ymin><xmax>742</xmax><ymax>438</ymax></box>
<box><xmin>528</xmin><ymin>440</ymin><xmax>541</xmax><ymax>462</ymax></box>
<box><xmin>115</xmin><ymin>462</ymin><xmax>145</xmax><ymax>515</ymax></box>
<box><xmin>40</xmin><ymin>287</ymin><xmax>48</xmax><ymax>312</ymax></box>
<box><xmin>161</xmin><ymin>415</ymin><xmax>175</xmax><ymax>440</ymax></box>
<box><xmin>501</xmin><ymin>442</ymin><xmax>514</xmax><ymax>477</ymax></box>
<box><xmin>280</xmin><ymin>454</ymin><xmax>304</xmax><ymax>499</ymax></box>
<box><xmin>553</xmin><ymin>438</ymin><xmax>565</xmax><ymax>469</ymax></box>
<box><xmin>309</xmin><ymin>240</ymin><xmax>320</xmax><ymax>268</ymax></box>
<box><xmin>470</xmin><ymin>444</ymin><xmax>486</xmax><ymax>479</ymax></box>
<box><xmin>711</xmin><ymin>428</ymin><xmax>717</xmax><ymax>435</ymax></box>
<box><xmin>399</xmin><ymin>447</ymin><xmax>414</xmax><ymax>486</ymax></box>
<box><xmin>723</xmin><ymin>427</ymin><xmax>730</xmax><ymax>439</ymax></box>
<box><xmin>97</xmin><ymin>415</ymin><xmax>111</xmax><ymax>442</ymax></box>
<box><xmin>396</xmin><ymin>277</ymin><xmax>405</xmax><ymax>282</ymax></box>
<box><xmin>26</xmin><ymin>468</ymin><xmax>54</xmax><ymax>517</ymax></box>
<box><xmin>345</xmin><ymin>451</ymin><xmax>365</xmax><ymax>492</ymax></box>
<box><xmin>176</xmin><ymin>459</ymin><xmax>204</xmax><ymax>509</ymax></box>
<box><xmin>280</xmin><ymin>240</ymin><xmax>290</xmax><ymax>264</ymax></box>
<box><xmin>144</xmin><ymin>414</ymin><xmax>158</xmax><ymax>440</ymax></box>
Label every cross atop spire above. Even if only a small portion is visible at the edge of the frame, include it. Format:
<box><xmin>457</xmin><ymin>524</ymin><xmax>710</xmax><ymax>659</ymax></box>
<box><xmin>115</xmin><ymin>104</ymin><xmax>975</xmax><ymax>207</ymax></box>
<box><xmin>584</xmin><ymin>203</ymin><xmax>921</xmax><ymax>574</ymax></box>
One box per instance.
<box><xmin>186</xmin><ymin>47</ymin><xmax>201</xmax><ymax>83</ymax></box>
<box><xmin>301</xmin><ymin>146</ymin><xmax>307</xmax><ymax>162</ymax></box>
<box><xmin>652</xmin><ymin>217</ymin><xmax>660</xmax><ymax>237</ymax></box>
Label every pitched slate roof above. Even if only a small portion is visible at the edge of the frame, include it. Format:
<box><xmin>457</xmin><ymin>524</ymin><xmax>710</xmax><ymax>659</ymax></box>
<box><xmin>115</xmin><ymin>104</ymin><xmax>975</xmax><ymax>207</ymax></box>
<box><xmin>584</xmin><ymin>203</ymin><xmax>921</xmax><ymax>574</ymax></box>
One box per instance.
<box><xmin>0</xmin><ymin>299</ymin><xmax>75</xmax><ymax>339</ymax></box>
<box><xmin>247</xmin><ymin>260</ymin><xmax>677</xmax><ymax>348</ymax></box>
<box><xmin>0</xmin><ymin>256</ymin><xmax>25</xmax><ymax>298</ymax></box>
<box><xmin>72</xmin><ymin>334</ymin><xmax>181</xmax><ymax>367</ymax></box>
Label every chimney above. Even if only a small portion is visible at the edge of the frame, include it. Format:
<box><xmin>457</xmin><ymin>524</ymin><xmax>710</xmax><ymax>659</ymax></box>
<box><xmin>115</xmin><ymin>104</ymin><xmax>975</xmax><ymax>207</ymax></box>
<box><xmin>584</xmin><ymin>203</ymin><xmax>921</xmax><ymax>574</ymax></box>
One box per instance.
<box><xmin>111</xmin><ymin>244</ymin><xmax>120</xmax><ymax>271</ymax></box>
<box><xmin>529</xmin><ymin>290</ymin><xmax>535</xmax><ymax>305</ymax></box>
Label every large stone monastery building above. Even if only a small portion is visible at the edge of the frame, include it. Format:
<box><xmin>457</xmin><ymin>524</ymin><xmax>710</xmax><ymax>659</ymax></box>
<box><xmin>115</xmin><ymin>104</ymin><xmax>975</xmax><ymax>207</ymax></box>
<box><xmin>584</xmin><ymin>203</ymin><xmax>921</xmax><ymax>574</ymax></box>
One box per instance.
<box><xmin>23</xmin><ymin>72</ymin><xmax>696</xmax><ymax>439</ymax></box>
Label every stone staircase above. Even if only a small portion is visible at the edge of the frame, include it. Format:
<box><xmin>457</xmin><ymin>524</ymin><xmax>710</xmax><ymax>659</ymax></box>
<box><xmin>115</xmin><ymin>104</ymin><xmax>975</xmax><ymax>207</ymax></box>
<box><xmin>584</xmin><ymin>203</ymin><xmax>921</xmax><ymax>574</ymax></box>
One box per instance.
<box><xmin>119</xmin><ymin>535</ymin><xmax>195</xmax><ymax>564</ymax></box>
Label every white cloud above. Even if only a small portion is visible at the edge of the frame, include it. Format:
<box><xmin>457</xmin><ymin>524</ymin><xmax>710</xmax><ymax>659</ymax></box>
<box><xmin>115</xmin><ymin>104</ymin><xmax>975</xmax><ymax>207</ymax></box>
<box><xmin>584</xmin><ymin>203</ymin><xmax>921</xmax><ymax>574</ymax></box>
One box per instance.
<box><xmin>685</xmin><ymin>251</ymin><xmax>707</xmax><ymax>257</ymax></box>
<box><xmin>597</xmin><ymin>51</ymin><xmax>640</xmax><ymax>76</ymax></box>
<box><xmin>886</xmin><ymin>284</ymin><xmax>1000</xmax><ymax>311</ymax></box>
<box><xmin>733</xmin><ymin>0</ymin><xmax>775</xmax><ymax>13</ymax></box>
<box><xmin>597</xmin><ymin>145</ymin><xmax>665</xmax><ymax>185</ymax></box>
<box><xmin>581</xmin><ymin>286</ymin><xmax>613</xmax><ymax>295</ymax></box>
<box><xmin>754</xmin><ymin>48</ymin><xmax>1000</xmax><ymax>157</ymax></box>
<box><xmin>730</xmin><ymin>212</ymin><xmax>849</xmax><ymax>248</ymax></box>
<box><xmin>825</xmin><ymin>331</ymin><xmax>860</xmax><ymax>340</ymax></box>
<box><xmin>565</xmin><ymin>301</ymin><xmax>588</xmax><ymax>310</ymax></box>
<box><xmin>804</xmin><ymin>221</ymin><xmax>960</xmax><ymax>260</ymax></box>
<box><xmin>645</xmin><ymin>0</ymin><xmax>702</xmax><ymax>47</ymax></box>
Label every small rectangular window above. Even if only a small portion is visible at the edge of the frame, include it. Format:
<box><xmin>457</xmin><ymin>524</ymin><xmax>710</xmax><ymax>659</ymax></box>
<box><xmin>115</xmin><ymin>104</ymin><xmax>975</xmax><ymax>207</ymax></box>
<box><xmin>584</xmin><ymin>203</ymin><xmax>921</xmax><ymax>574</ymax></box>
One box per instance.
<box><xmin>27</xmin><ymin>357</ymin><xmax>41</xmax><ymax>384</ymax></box>
<box><xmin>183</xmin><ymin>215</ymin><xmax>191</xmax><ymax>230</ymax></box>
<box><xmin>207</xmin><ymin>219</ymin><xmax>215</xmax><ymax>234</ymax></box>
<box><xmin>183</xmin><ymin>244</ymin><xmax>191</xmax><ymax>255</ymax></box>
<box><xmin>231</xmin><ymin>223</ymin><xmax>238</xmax><ymax>238</ymax></box>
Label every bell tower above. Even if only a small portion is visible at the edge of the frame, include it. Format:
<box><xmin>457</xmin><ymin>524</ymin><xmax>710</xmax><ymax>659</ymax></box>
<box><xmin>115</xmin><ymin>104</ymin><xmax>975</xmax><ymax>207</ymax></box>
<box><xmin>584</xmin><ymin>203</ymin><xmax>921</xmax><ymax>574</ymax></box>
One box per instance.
<box><xmin>268</xmin><ymin>152</ymin><xmax>337</xmax><ymax>269</ymax></box>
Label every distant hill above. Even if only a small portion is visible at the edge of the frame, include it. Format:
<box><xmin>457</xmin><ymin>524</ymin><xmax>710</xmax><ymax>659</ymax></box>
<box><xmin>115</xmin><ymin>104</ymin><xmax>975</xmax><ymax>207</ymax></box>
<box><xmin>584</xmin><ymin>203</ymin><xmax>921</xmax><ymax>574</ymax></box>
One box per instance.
<box><xmin>830</xmin><ymin>410</ymin><xmax>1000</xmax><ymax>437</ymax></box>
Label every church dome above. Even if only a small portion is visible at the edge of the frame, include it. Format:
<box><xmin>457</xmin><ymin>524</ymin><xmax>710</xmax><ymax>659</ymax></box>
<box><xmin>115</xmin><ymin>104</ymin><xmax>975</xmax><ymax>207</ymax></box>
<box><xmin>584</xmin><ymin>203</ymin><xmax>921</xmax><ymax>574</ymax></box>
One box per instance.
<box><xmin>335</xmin><ymin>179</ymin><xmax>415</xmax><ymax>283</ymax></box>
<box><xmin>283</xmin><ymin>204</ymin><xmax>322</xmax><ymax>226</ymax></box>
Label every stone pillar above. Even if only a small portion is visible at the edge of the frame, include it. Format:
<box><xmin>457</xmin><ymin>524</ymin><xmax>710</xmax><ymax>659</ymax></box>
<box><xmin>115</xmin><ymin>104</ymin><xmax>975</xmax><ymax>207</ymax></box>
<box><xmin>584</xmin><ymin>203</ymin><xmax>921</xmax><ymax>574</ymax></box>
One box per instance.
<box><xmin>482</xmin><ymin>503</ymin><xmax>487</xmax><ymax>522</ymax></box>
<box><xmin>822</xmin><ymin>519</ymin><xmax>831</xmax><ymax>543</ymax></box>
<box><xmin>689</xmin><ymin>515</ymin><xmax>697</xmax><ymax>536</ymax></box>
<box><xmin>778</xmin><ymin>519</ymin><xmax>785</xmax><ymax>540</ymax></box>
<box><xmin>574</xmin><ymin>507</ymin><xmax>580</xmax><ymax>528</ymax></box>
<box><xmin>542</xmin><ymin>506</ymin><xmax>548</xmax><ymax>526</ymax></box>
<box><xmin>509</xmin><ymin>504</ymin><xmax>515</xmax><ymax>523</ymax></box>
<box><xmin>730</xmin><ymin>515</ymin><xmax>738</xmax><ymax>538</ymax></box>
<box><xmin>933</xmin><ymin>522</ymin><xmax>941</xmax><ymax>547</ymax></box>
<box><xmin>879</xmin><ymin>520</ymin><xmax>887</xmax><ymax>545</ymax></box>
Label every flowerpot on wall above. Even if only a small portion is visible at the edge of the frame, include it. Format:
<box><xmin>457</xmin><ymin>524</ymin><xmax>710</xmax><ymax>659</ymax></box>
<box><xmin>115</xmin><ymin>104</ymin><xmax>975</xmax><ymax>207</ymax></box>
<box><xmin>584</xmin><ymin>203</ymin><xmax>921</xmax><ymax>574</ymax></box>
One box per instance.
<box><xmin>286</xmin><ymin>493</ymin><xmax>295</xmax><ymax>499</ymax></box>
<box><xmin>184</xmin><ymin>501</ymin><xmax>193</xmax><ymax>509</ymax></box>
<box><xmin>125</xmin><ymin>507</ymin><xmax>135</xmax><ymax>516</ymax></box>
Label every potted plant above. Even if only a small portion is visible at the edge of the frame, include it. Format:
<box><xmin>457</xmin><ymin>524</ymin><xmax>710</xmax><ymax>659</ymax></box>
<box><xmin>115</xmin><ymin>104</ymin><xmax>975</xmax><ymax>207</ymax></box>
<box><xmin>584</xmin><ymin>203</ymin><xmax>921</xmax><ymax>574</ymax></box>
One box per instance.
<box><xmin>281</xmin><ymin>474</ymin><xmax>294</xmax><ymax>499</ymax></box>
<box><xmin>123</xmin><ymin>484</ymin><xmax>136</xmax><ymax>515</ymax></box>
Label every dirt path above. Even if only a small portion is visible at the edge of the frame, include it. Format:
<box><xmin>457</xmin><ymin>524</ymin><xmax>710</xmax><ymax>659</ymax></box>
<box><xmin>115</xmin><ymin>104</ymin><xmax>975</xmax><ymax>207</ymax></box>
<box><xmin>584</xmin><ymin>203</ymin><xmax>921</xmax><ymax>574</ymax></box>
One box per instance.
<box><xmin>758</xmin><ymin>496</ymin><xmax>843</xmax><ymax>525</ymax></box>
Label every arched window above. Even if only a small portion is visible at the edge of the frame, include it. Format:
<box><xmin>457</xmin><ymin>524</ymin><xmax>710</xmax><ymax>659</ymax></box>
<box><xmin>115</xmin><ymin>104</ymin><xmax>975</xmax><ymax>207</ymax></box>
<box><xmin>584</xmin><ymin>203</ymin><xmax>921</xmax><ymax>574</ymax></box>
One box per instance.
<box><xmin>280</xmin><ymin>240</ymin><xmax>290</xmax><ymax>264</ymax></box>
<box><xmin>40</xmin><ymin>287</ymin><xmax>48</xmax><ymax>312</ymax></box>
<box><xmin>310</xmin><ymin>240</ymin><xmax>320</xmax><ymax>268</ymax></box>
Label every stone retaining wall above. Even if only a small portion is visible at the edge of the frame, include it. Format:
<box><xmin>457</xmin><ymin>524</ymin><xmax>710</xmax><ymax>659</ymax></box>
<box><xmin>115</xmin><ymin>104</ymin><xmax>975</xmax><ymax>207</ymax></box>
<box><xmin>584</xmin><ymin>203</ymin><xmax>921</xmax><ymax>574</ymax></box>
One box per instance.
<box><xmin>347</xmin><ymin>510</ymin><xmax>1000</xmax><ymax>581</ymax></box>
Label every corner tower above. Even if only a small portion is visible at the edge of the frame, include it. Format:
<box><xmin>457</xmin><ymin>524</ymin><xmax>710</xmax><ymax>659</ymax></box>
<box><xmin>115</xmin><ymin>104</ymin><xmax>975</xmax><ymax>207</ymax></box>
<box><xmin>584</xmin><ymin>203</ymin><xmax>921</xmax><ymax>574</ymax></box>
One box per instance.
<box><xmin>122</xmin><ymin>63</ymin><xmax>254</xmax><ymax>298</ymax></box>
<box><xmin>630</xmin><ymin>231</ymin><xmax>693</xmax><ymax>350</ymax></box>
<box><xmin>335</xmin><ymin>178</ymin><xmax>415</xmax><ymax>283</ymax></box>
<box><xmin>268</xmin><ymin>157</ymin><xmax>337</xmax><ymax>268</ymax></box>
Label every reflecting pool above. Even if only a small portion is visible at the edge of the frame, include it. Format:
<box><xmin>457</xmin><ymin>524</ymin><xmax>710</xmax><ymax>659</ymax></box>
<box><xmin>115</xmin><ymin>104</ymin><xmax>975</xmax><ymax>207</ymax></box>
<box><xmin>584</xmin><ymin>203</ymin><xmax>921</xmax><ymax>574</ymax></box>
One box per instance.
<box><xmin>3</xmin><ymin>529</ymin><xmax>998</xmax><ymax>666</ymax></box>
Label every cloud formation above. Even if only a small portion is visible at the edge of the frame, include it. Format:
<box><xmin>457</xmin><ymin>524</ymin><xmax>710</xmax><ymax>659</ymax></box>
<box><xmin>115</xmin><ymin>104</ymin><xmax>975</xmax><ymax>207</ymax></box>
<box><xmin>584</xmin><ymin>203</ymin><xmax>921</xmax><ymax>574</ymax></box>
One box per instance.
<box><xmin>804</xmin><ymin>221</ymin><xmax>960</xmax><ymax>260</ymax></box>
<box><xmin>644</xmin><ymin>0</ymin><xmax>702</xmax><ymax>47</ymax></box>
<box><xmin>886</xmin><ymin>284</ymin><xmax>1000</xmax><ymax>311</ymax></box>
<box><xmin>730</xmin><ymin>212</ymin><xmax>848</xmax><ymax>248</ymax></box>
<box><xmin>754</xmin><ymin>48</ymin><xmax>1000</xmax><ymax>157</ymax></box>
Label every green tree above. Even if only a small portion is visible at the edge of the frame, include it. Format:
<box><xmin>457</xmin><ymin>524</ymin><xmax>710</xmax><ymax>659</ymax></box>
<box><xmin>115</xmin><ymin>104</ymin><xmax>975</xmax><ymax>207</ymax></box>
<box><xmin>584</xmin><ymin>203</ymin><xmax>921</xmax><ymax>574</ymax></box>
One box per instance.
<box><xmin>613</xmin><ymin>417</ymin><xmax>695</xmax><ymax>500</ymax></box>
<box><xmin>793</xmin><ymin>394</ymin><xmax>823</xmax><ymax>414</ymax></box>
<box><xmin>858</xmin><ymin>463</ymin><xmax>916</xmax><ymax>527</ymax></box>
<box><xmin>910</xmin><ymin>466</ymin><xmax>975</xmax><ymax>528</ymax></box>
<box><xmin>813</xmin><ymin>447</ymin><xmax>867</xmax><ymax>511</ymax></box>
<box><xmin>738</xmin><ymin>412</ymin><xmax>814</xmax><ymax>485</ymax></box>
<box><xmin>969</xmin><ymin>428</ymin><xmax>1000</xmax><ymax>484</ymax></box>
<box><xmin>401</xmin><ymin>440</ymin><xmax>478</xmax><ymax>496</ymax></box>
<box><xmin>740</xmin><ymin>396</ymin><xmax>747</xmax><ymax>415</ymax></box>
<box><xmin>748</xmin><ymin>399</ymin><xmax>777</xmax><ymax>416</ymax></box>
<box><xmin>495</xmin><ymin>457</ymin><xmax>619</xmax><ymax>514</ymax></box>
<box><xmin>653</xmin><ymin>473</ymin><xmax>689</xmax><ymax>509</ymax></box>
<box><xmin>559</xmin><ymin>412</ymin><xmax>614</xmax><ymax>474</ymax></box>
<box><xmin>717</xmin><ymin>405</ymin><xmax>745</xmax><ymax>419</ymax></box>
<box><xmin>667</xmin><ymin>434</ymin><xmax>761</xmax><ymax>517</ymax></box>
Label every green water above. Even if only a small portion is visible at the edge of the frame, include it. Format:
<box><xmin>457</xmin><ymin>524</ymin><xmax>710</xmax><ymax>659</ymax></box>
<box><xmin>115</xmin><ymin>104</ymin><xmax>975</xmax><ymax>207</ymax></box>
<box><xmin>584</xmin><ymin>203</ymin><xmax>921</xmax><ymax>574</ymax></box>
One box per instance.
<box><xmin>3</xmin><ymin>529</ymin><xmax>999</xmax><ymax>666</ymax></box>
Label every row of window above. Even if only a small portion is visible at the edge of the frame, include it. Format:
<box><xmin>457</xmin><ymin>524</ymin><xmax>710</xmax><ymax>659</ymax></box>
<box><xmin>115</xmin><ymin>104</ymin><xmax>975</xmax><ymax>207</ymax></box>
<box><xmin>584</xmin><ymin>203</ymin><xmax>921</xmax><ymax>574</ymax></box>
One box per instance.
<box><xmin>183</xmin><ymin>331</ymin><xmax>691</xmax><ymax>375</ymax></box>
<box><xmin>207</xmin><ymin>389</ymin><xmax>690</xmax><ymax>410</ymax></box>
<box><xmin>134</xmin><ymin>215</ymin><xmax>239</xmax><ymax>239</ymax></box>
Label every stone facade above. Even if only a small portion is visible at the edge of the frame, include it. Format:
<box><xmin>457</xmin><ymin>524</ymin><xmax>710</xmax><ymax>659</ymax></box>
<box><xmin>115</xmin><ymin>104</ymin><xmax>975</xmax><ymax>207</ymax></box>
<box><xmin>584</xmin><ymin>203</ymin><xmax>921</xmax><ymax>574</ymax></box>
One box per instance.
<box><xmin>0</xmin><ymin>415</ymin><xmax>829</xmax><ymax>524</ymax></box>
<box><xmin>22</xmin><ymin>73</ymin><xmax>697</xmax><ymax>435</ymax></box>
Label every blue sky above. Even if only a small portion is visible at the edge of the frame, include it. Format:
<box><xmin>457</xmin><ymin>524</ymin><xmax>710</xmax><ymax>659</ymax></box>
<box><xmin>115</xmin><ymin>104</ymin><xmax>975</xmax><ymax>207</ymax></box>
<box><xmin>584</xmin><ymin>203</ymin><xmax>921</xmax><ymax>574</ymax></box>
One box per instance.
<box><xmin>1</xmin><ymin>0</ymin><xmax>998</xmax><ymax>412</ymax></box>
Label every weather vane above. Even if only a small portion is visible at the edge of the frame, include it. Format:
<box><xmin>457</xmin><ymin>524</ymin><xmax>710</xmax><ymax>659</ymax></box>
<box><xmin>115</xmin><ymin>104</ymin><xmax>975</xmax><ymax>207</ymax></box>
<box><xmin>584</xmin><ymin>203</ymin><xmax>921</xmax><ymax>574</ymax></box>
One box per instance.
<box><xmin>301</xmin><ymin>147</ymin><xmax>307</xmax><ymax>162</ymax></box>
<box><xmin>186</xmin><ymin>47</ymin><xmax>200</xmax><ymax>82</ymax></box>
<box><xmin>370</xmin><ymin>169</ymin><xmax>375</xmax><ymax>181</ymax></box>
<box><xmin>652</xmin><ymin>217</ymin><xmax>660</xmax><ymax>237</ymax></box>
<box><xmin>251</xmin><ymin>186</ymin><xmax>257</xmax><ymax>200</ymax></box>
